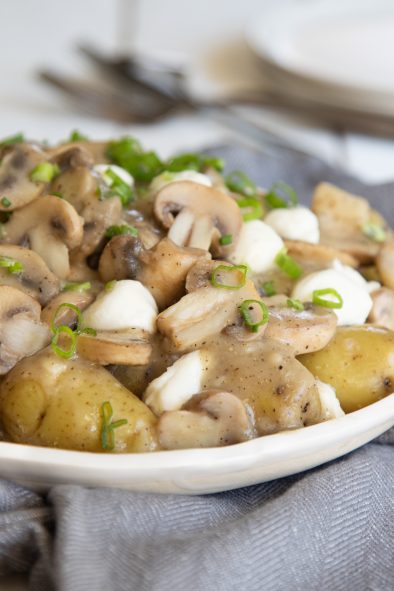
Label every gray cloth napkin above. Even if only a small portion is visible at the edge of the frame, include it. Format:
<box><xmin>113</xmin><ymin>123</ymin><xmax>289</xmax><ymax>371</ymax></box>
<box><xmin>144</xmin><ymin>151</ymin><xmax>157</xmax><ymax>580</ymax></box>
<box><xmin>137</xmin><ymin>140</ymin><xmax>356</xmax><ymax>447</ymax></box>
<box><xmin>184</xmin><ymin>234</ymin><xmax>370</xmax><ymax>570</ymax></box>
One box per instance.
<box><xmin>0</xmin><ymin>144</ymin><xmax>394</xmax><ymax>591</ymax></box>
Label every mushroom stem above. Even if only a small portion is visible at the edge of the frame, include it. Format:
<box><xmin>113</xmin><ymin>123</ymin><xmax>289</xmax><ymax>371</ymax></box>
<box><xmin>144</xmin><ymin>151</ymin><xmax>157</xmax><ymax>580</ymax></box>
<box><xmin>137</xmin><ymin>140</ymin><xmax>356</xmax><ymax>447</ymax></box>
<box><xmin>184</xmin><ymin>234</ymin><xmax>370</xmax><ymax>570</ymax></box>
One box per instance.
<box><xmin>188</xmin><ymin>215</ymin><xmax>215</xmax><ymax>251</ymax></box>
<box><xmin>29</xmin><ymin>228</ymin><xmax>70</xmax><ymax>279</ymax></box>
<box><xmin>168</xmin><ymin>208</ymin><xmax>194</xmax><ymax>246</ymax></box>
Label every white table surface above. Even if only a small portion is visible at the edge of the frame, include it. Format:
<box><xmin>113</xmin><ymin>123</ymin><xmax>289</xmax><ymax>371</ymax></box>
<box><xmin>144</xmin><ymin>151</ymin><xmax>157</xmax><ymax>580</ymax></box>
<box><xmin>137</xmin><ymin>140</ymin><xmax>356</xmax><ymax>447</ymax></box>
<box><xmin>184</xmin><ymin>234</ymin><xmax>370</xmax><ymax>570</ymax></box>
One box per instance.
<box><xmin>0</xmin><ymin>0</ymin><xmax>393</xmax><ymax>588</ymax></box>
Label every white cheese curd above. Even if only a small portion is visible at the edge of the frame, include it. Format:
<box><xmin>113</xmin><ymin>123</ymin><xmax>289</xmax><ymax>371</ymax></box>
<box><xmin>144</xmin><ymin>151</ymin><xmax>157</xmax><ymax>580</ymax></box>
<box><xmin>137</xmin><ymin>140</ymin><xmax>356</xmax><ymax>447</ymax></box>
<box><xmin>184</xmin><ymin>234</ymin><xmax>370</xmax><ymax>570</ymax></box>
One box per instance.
<box><xmin>94</xmin><ymin>164</ymin><xmax>134</xmax><ymax>188</ymax></box>
<box><xmin>82</xmin><ymin>280</ymin><xmax>158</xmax><ymax>333</ymax></box>
<box><xmin>229</xmin><ymin>220</ymin><xmax>284</xmax><ymax>273</ymax></box>
<box><xmin>264</xmin><ymin>206</ymin><xmax>320</xmax><ymax>244</ymax></box>
<box><xmin>149</xmin><ymin>170</ymin><xmax>212</xmax><ymax>195</ymax></box>
<box><xmin>144</xmin><ymin>351</ymin><xmax>204</xmax><ymax>415</ymax></box>
<box><xmin>331</xmin><ymin>259</ymin><xmax>381</xmax><ymax>294</ymax></box>
<box><xmin>316</xmin><ymin>380</ymin><xmax>345</xmax><ymax>420</ymax></box>
<box><xmin>292</xmin><ymin>264</ymin><xmax>373</xmax><ymax>326</ymax></box>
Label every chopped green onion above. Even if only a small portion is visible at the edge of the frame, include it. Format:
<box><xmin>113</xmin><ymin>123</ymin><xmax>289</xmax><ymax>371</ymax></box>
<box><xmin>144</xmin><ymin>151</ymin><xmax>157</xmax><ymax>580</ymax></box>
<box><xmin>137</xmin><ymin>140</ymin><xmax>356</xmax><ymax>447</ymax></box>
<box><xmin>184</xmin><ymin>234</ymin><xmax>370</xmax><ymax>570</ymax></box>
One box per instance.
<box><xmin>287</xmin><ymin>298</ymin><xmax>304</xmax><ymax>311</ymax></box>
<box><xmin>62</xmin><ymin>281</ymin><xmax>91</xmax><ymax>293</ymax></box>
<box><xmin>1</xmin><ymin>197</ymin><xmax>11</xmax><ymax>208</ymax></box>
<box><xmin>51</xmin><ymin>325</ymin><xmax>77</xmax><ymax>359</ymax></box>
<box><xmin>51</xmin><ymin>302</ymin><xmax>83</xmax><ymax>333</ymax></box>
<box><xmin>275</xmin><ymin>249</ymin><xmax>302</xmax><ymax>279</ymax></box>
<box><xmin>100</xmin><ymin>401</ymin><xmax>128</xmax><ymax>451</ymax></box>
<box><xmin>81</xmin><ymin>327</ymin><xmax>97</xmax><ymax>336</ymax></box>
<box><xmin>262</xmin><ymin>281</ymin><xmax>276</xmax><ymax>296</ymax></box>
<box><xmin>106</xmin><ymin>137</ymin><xmax>163</xmax><ymax>182</ymax></box>
<box><xmin>166</xmin><ymin>153</ymin><xmax>224</xmax><ymax>173</ymax></box>
<box><xmin>265</xmin><ymin>181</ymin><xmax>298</xmax><ymax>209</ymax></box>
<box><xmin>30</xmin><ymin>162</ymin><xmax>60</xmax><ymax>183</ymax></box>
<box><xmin>237</xmin><ymin>197</ymin><xmax>263</xmax><ymax>222</ymax></box>
<box><xmin>239</xmin><ymin>299</ymin><xmax>269</xmax><ymax>333</ymax></box>
<box><xmin>0</xmin><ymin>255</ymin><xmax>23</xmax><ymax>274</ymax></box>
<box><xmin>52</xmin><ymin>191</ymin><xmax>64</xmax><ymax>199</ymax></box>
<box><xmin>211</xmin><ymin>264</ymin><xmax>248</xmax><ymax>290</ymax></box>
<box><xmin>100</xmin><ymin>168</ymin><xmax>134</xmax><ymax>206</ymax></box>
<box><xmin>362</xmin><ymin>222</ymin><xmax>386</xmax><ymax>243</ymax></box>
<box><xmin>225</xmin><ymin>170</ymin><xmax>257</xmax><ymax>197</ymax></box>
<box><xmin>105</xmin><ymin>224</ymin><xmax>138</xmax><ymax>238</ymax></box>
<box><xmin>50</xmin><ymin>303</ymin><xmax>96</xmax><ymax>359</ymax></box>
<box><xmin>312</xmin><ymin>288</ymin><xmax>343</xmax><ymax>309</ymax></box>
<box><xmin>219</xmin><ymin>234</ymin><xmax>233</xmax><ymax>246</ymax></box>
<box><xmin>0</xmin><ymin>132</ymin><xmax>24</xmax><ymax>146</ymax></box>
<box><xmin>105</xmin><ymin>280</ymin><xmax>116</xmax><ymax>291</ymax></box>
<box><xmin>69</xmin><ymin>130</ymin><xmax>88</xmax><ymax>142</ymax></box>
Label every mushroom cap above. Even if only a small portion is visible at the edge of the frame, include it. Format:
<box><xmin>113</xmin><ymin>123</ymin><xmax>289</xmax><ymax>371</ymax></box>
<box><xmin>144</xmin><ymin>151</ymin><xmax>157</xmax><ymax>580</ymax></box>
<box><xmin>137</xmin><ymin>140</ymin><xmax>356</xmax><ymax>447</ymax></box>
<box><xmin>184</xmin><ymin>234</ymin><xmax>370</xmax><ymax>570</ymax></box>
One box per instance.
<box><xmin>368</xmin><ymin>287</ymin><xmax>394</xmax><ymax>331</ymax></box>
<box><xmin>0</xmin><ymin>245</ymin><xmax>60</xmax><ymax>305</ymax></box>
<box><xmin>1</xmin><ymin>195</ymin><xmax>84</xmax><ymax>278</ymax></box>
<box><xmin>0</xmin><ymin>144</ymin><xmax>46</xmax><ymax>211</ymax></box>
<box><xmin>0</xmin><ymin>285</ymin><xmax>50</xmax><ymax>374</ymax></box>
<box><xmin>154</xmin><ymin>181</ymin><xmax>242</xmax><ymax>255</ymax></box>
<box><xmin>284</xmin><ymin>240</ymin><xmax>358</xmax><ymax>268</ymax></box>
<box><xmin>41</xmin><ymin>289</ymin><xmax>95</xmax><ymax>328</ymax></box>
<box><xmin>376</xmin><ymin>241</ymin><xmax>394</xmax><ymax>289</ymax></box>
<box><xmin>77</xmin><ymin>328</ymin><xmax>152</xmax><ymax>365</ymax></box>
<box><xmin>158</xmin><ymin>390</ymin><xmax>254</xmax><ymax>450</ymax></box>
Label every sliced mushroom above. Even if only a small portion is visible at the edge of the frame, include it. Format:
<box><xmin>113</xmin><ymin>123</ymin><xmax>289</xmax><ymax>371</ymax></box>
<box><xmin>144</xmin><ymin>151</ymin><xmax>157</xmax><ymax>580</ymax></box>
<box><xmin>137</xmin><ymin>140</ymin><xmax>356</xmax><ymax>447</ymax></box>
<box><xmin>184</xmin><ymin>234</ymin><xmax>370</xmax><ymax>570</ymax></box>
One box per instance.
<box><xmin>284</xmin><ymin>240</ymin><xmax>358</xmax><ymax>269</ymax></box>
<box><xmin>224</xmin><ymin>298</ymin><xmax>336</xmax><ymax>353</ymax></box>
<box><xmin>99</xmin><ymin>236</ymin><xmax>210</xmax><ymax>310</ymax></box>
<box><xmin>264</xmin><ymin>303</ymin><xmax>337</xmax><ymax>354</ymax></box>
<box><xmin>154</xmin><ymin>181</ymin><xmax>243</xmax><ymax>255</ymax></box>
<box><xmin>157</xmin><ymin>266</ymin><xmax>263</xmax><ymax>351</ymax></box>
<box><xmin>158</xmin><ymin>390</ymin><xmax>254</xmax><ymax>450</ymax></box>
<box><xmin>49</xmin><ymin>145</ymin><xmax>94</xmax><ymax>171</ymax></box>
<box><xmin>368</xmin><ymin>288</ymin><xmax>394</xmax><ymax>330</ymax></box>
<box><xmin>1</xmin><ymin>195</ymin><xmax>83</xmax><ymax>279</ymax></box>
<box><xmin>41</xmin><ymin>289</ymin><xmax>95</xmax><ymax>327</ymax></box>
<box><xmin>0</xmin><ymin>144</ymin><xmax>47</xmax><ymax>211</ymax></box>
<box><xmin>0</xmin><ymin>245</ymin><xmax>60</xmax><ymax>305</ymax></box>
<box><xmin>311</xmin><ymin>183</ymin><xmax>390</xmax><ymax>263</ymax></box>
<box><xmin>77</xmin><ymin>328</ymin><xmax>151</xmax><ymax>365</ymax></box>
<box><xmin>376</xmin><ymin>241</ymin><xmax>394</xmax><ymax>289</ymax></box>
<box><xmin>0</xmin><ymin>286</ymin><xmax>50</xmax><ymax>374</ymax></box>
<box><xmin>46</xmin><ymin>140</ymin><xmax>109</xmax><ymax>165</ymax></box>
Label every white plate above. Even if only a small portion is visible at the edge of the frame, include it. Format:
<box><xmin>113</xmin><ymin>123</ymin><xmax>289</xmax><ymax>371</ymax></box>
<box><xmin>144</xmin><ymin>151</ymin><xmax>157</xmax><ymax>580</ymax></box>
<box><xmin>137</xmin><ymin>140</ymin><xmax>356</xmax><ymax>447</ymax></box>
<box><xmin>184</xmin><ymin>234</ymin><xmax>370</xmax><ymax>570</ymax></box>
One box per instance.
<box><xmin>246</xmin><ymin>0</ymin><xmax>394</xmax><ymax>115</ymax></box>
<box><xmin>1</xmin><ymin>394</ymin><xmax>393</xmax><ymax>495</ymax></box>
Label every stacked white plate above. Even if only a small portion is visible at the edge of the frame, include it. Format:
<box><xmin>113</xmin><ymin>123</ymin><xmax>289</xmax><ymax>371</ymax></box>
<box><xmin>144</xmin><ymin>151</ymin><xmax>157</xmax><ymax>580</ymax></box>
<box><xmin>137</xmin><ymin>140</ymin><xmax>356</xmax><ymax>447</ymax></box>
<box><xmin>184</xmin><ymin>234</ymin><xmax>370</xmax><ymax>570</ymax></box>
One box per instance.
<box><xmin>246</xmin><ymin>0</ymin><xmax>394</xmax><ymax>116</ymax></box>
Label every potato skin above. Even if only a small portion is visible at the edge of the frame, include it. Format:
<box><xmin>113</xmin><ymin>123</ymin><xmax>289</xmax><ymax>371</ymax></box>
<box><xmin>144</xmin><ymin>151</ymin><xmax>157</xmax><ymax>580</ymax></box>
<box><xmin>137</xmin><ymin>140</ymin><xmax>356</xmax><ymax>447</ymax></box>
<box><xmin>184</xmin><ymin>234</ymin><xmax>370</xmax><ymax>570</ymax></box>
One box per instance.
<box><xmin>0</xmin><ymin>348</ymin><xmax>158</xmax><ymax>453</ymax></box>
<box><xmin>299</xmin><ymin>326</ymin><xmax>394</xmax><ymax>413</ymax></box>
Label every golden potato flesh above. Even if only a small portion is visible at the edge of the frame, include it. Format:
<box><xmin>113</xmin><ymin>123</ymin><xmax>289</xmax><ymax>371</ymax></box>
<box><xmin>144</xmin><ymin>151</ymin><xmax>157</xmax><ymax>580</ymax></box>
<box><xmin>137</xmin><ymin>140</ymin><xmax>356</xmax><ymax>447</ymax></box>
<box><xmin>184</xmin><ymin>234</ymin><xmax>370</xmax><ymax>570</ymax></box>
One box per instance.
<box><xmin>299</xmin><ymin>326</ymin><xmax>394</xmax><ymax>413</ymax></box>
<box><xmin>0</xmin><ymin>348</ymin><xmax>158</xmax><ymax>453</ymax></box>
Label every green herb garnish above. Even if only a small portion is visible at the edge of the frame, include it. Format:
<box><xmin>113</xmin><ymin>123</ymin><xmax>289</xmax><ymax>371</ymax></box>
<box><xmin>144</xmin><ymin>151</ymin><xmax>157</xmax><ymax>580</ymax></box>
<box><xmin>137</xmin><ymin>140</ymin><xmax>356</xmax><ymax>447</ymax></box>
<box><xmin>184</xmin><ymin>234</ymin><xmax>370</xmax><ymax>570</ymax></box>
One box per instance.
<box><xmin>50</xmin><ymin>303</ymin><xmax>96</xmax><ymax>359</ymax></box>
<box><xmin>69</xmin><ymin>130</ymin><xmax>88</xmax><ymax>142</ymax></box>
<box><xmin>1</xmin><ymin>197</ymin><xmax>11</xmax><ymax>208</ymax></box>
<box><xmin>0</xmin><ymin>132</ymin><xmax>24</xmax><ymax>147</ymax></box>
<box><xmin>275</xmin><ymin>249</ymin><xmax>302</xmax><ymax>279</ymax></box>
<box><xmin>219</xmin><ymin>234</ymin><xmax>233</xmax><ymax>246</ymax></box>
<box><xmin>312</xmin><ymin>288</ymin><xmax>343</xmax><ymax>309</ymax></box>
<box><xmin>166</xmin><ymin>153</ymin><xmax>224</xmax><ymax>173</ymax></box>
<box><xmin>105</xmin><ymin>280</ymin><xmax>116</xmax><ymax>291</ymax></box>
<box><xmin>0</xmin><ymin>255</ymin><xmax>23</xmax><ymax>274</ymax></box>
<box><xmin>100</xmin><ymin>168</ymin><xmax>134</xmax><ymax>206</ymax></box>
<box><xmin>287</xmin><ymin>298</ymin><xmax>304</xmax><ymax>311</ymax></box>
<box><xmin>105</xmin><ymin>224</ymin><xmax>138</xmax><ymax>238</ymax></box>
<box><xmin>262</xmin><ymin>281</ymin><xmax>276</xmax><ymax>296</ymax></box>
<box><xmin>362</xmin><ymin>222</ymin><xmax>386</xmax><ymax>243</ymax></box>
<box><xmin>265</xmin><ymin>181</ymin><xmax>298</xmax><ymax>209</ymax></box>
<box><xmin>239</xmin><ymin>299</ymin><xmax>269</xmax><ymax>333</ymax></box>
<box><xmin>100</xmin><ymin>401</ymin><xmax>128</xmax><ymax>451</ymax></box>
<box><xmin>106</xmin><ymin>137</ymin><xmax>163</xmax><ymax>183</ymax></box>
<box><xmin>225</xmin><ymin>170</ymin><xmax>257</xmax><ymax>197</ymax></box>
<box><xmin>211</xmin><ymin>264</ymin><xmax>248</xmax><ymax>290</ymax></box>
<box><xmin>237</xmin><ymin>197</ymin><xmax>263</xmax><ymax>222</ymax></box>
<box><xmin>30</xmin><ymin>162</ymin><xmax>60</xmax><ymax>183</ymax></box>
<box><xmin>62</xmin><ymin>282</ymin><xmax>91</xmax><ymax>293</ymax></box>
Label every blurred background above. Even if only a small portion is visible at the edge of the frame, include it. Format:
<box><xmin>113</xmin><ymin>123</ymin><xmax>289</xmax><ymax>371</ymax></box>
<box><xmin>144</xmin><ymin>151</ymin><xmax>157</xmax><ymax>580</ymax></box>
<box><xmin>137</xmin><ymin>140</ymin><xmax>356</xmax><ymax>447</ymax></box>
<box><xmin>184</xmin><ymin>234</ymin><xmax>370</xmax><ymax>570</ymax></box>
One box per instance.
<box><xmin>1</xmin><ymin>0</ymin><xmax>394</xmax><ymax>185</ymax></box>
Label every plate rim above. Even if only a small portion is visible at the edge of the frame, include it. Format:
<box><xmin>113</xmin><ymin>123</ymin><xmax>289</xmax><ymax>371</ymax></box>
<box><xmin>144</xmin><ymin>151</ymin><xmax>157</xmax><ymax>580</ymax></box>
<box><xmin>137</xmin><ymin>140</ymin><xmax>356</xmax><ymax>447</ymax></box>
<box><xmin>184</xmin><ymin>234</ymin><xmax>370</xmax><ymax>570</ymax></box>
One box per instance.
<box><xmin>1</xmin><ymin>392</ymin><xmax>393</xmax><ymax>474</ymax></box>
